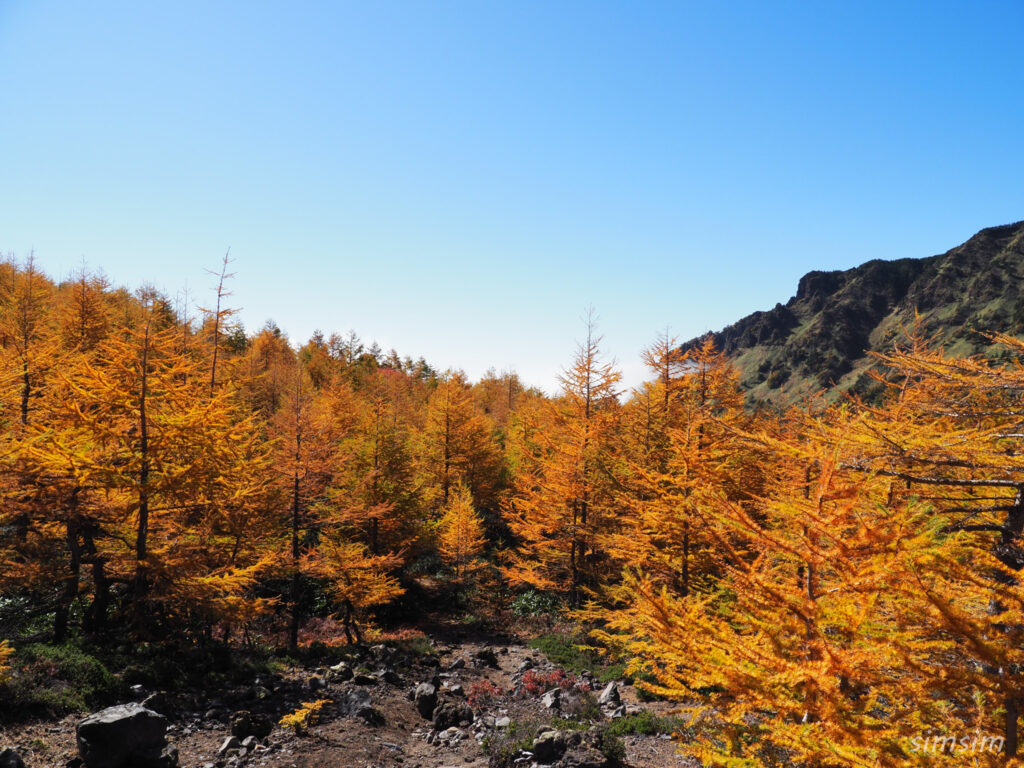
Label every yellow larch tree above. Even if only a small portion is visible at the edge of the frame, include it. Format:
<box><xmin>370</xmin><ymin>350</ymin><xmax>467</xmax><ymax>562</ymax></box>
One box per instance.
<box><xmin>418</xmin><ymin>370</ymin><xmax>503</xmax><ymax>514</ymax></box>
<box><xmin>438</xmin><ymin>483</ymin><xmax>487</xmax><ymax>597</ymax></box>
<box><xmin>323</xmin><ymin>378</ymin><xmax>422</xmax><ymax>564</ymax></box>
<box><xmin>270</xmin><ymin>361</ymin><xmax>405</xmax><ymax>648</ymax></box>
<box><xmin>30</xmin><ymin>288</ymin><xmax>276</xmax><ymax>637</ymax></box>
<box><xmin>503</xmin><ymin>312</ymin><xmax>623</xmax><ymax>608</ymax></box>
<box><xmin>606</xmin><ymin>332</ymin><xmax>1024</xmax><ymax>766</ymax></box>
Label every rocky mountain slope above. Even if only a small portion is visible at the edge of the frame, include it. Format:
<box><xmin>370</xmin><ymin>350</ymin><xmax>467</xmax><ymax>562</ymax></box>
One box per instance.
<box><xmin>685</xmin><ymin>220</ymin><xmax>1024</xmax><ymax>405</ymax></box>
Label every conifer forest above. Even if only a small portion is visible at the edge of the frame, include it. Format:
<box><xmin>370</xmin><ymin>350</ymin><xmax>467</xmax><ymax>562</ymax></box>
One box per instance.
<box><xmin>3</xmin><ymin>250</ymin><xmax>1024</xmax><ymax>768</ymax></box>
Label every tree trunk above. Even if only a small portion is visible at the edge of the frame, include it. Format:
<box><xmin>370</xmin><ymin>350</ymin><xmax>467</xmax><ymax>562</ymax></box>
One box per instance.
<box><xmin>81</xmin><ymin>524</ymin><xmax>109</xmax><ymax>633</ymax></box>
<box><xmin>54</xmin><ymin>493</ymin><xmax>82</xmax><ymax>643</ymax></box>
<box><xmin>289</xmin><ymin>469</ymin><xmax>301</xmax><ymax>652</ymax></box>
<box><xmin>1007</xmin><ymin>695</ymin><xmax>1019</xmax><ymax>758</ymax></box>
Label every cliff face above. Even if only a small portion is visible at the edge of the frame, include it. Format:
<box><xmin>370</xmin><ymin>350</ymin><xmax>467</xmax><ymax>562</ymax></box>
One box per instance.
<box><xmin>686</xmin><ymin>221</ymin><xmax>1024</xmax><ymax>405</ymax></box>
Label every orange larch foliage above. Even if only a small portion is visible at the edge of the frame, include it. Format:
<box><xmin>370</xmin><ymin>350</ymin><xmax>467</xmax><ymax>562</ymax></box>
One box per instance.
<box><xmin>438</xmin><ymin>483</ymin><xmax>487</xmax><ymax>591</ymax></box>
<box><xmin>503</xmin><ymin>313</ymin><xmax>623</xmax><ymax>607</ymax></box>
<box><xmin>418</xmin><ymin>370</ymin><xmax>502</xmax><ymax>514</ymax></box>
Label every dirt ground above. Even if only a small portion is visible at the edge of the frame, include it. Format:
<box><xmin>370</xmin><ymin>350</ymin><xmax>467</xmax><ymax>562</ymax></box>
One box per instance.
<box><xmin>0</xmin><ymin>632</ymin><xmax>697</xmax><ymax>768</ymax></box>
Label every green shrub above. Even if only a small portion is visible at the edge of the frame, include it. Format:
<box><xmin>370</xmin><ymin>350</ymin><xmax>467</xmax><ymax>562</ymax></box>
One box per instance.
<box><xmin>1</xmin><ymin>643</ymin><xmax>119</xmax><ymax>717</ymax></box>
<box><xmin>527</xmin><ymin>633</ymin><xmax>624</xmax><ymax>682</ymax></box>
<box><xmin>606</xmin><ymin>710</ymin><xmax>682</xmax><ymax>737</ymax></box>
<box><xmin>591</xmin><ymin>724</ymin><xmax>627</xmax><ymax>766</ymax></box>
<box><xmin>511</xmin><ymin>589</ymin><xmax>560</xmax><ymax>618</ymax></box>
<box><xmin>484</xmin><ymin>716</ymin><xmax>627</xmax><ymax>768</ymax></box>
<box><xmin>482</xmin><ymin>718</ymin><xmax>538</xmax><ymax>767</ymax></box>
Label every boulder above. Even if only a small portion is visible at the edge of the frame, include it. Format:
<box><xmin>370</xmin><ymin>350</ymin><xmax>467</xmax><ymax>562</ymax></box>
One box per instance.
<box><xmin>597</xmin><ymin>682</ymin><xmax>620</xmax><ymax>708</ymax></box>
<box><xmin>557</xmin><ymin>747</ymin><xmax>610</xmax><ymax>768</ymax></box>
<box><xmin>327</xmin><ymin>661</ymin><xmax>353</xmax><ymax>682</ymax></box>
<box><xmin>432</xmin><ymin>700</ymin><xmax>473</xmax><ymax>730</ymax></box>
<box><xmin>414</xmin><ymin>682</ymin><xmax>438</xmax><ymax>719</ymax></box>
<box><xmin>473</xmin><ymin>648</ymin><xmax>499</xmax><ymax>668</ymax></box>
<box><xmin>338</xmin><ymin>687</ymin><xmax>381</xmax><ymax>723</ymax></box>
<box><xmin>76</xmin><ymin>704</ymin><xmax>172</xmax><ymax>768</ymax></box>
<box><xmin>230</xmin><ymin>711</ymin><xmax>273</xmax><ymax>739</ymax></box>
<box><xmin>541</xmin><ymin>688</ymin><xmax>561</xmax><ymax>710</ymax></box>
<box><xmin>532</xmin><ymin>730</ymin><xmax>567</xmax><ymax>764</ymax></box>
<box><xmin>0</xmin><ymin>748</ymin><xmax>25</xmax><ymax>768</ymax></box>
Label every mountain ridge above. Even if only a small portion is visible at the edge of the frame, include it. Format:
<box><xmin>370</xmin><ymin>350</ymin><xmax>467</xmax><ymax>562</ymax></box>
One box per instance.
<box><xmin>684</xmin><ymin>220</ymin><xmax>1024</xmax><ymax>405</ymax></box>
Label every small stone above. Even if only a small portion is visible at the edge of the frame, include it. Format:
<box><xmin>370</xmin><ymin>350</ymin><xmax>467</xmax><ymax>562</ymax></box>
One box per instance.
<box><xmin>217</xmin><ymin>737</ymin><xmax>240</xmax><ymax>757</ymax></box>
<box><xmin>495</xmin><ymin>716</ymin><xmax>511</xmax><ymax>728</ymax></box>
<box><xmin>447</xmin><ymin>657</ymin><xmax>466</xmax><ymax>671</ymax></box>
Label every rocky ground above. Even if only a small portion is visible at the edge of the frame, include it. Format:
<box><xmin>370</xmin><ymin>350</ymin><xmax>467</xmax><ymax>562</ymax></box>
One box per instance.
<box><xmin>0</xmin><ymin>631</ymin><xmax>697</xmax><ymax>768</ymax></box>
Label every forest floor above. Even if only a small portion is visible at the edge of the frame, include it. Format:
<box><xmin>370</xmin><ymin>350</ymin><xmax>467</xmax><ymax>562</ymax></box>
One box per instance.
<box><xmin>0</xmin><ymin>615</ymin><xmax>698</xmax><ymax>768</ymax></box>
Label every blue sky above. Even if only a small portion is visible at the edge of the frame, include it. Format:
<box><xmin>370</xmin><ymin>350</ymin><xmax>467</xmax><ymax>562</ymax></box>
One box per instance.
<box><xmin>2</xmin><ymin>2</ymin><xmax>1023</xmax><ymax>390</ymax></box>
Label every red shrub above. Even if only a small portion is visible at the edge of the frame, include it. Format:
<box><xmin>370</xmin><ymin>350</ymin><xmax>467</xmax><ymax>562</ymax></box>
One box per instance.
<box><xmin>468</xmin><ymin>679</ymin><xmax>503</xmax><ymax>708</ymax></box>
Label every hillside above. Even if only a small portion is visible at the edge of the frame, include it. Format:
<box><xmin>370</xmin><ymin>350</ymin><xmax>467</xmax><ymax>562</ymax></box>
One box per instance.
<box><xmin>685</xmin><ymin>220</ymin><xmax>1024</xmax><ymax>405</ymax></box>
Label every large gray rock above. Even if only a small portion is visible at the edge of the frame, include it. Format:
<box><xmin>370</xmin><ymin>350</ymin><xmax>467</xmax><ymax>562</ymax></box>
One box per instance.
<box><xmin>541</xmin><ymin>688</ymin><xmax>561</xmax><ymax>710</ymax></box>
<box><xmin>0</xmin><ymin>748</ymin><xmax>25</xmax><ymax>768</ymax></box>
<box><xmin>597</xmin><ymin>681</ymin><xmax>620</xmax><ymax>707</ymax></box>
<box><xmin>327</xmin><ymin>661</ymin><xmax>353</xmax><ymax>682</ymax></box>
<box><xmin>432</xmin><ymin>700</ymin><xmax>473</xmax><ymax>730</ymax></box>
<box><xmin>338</xmin><ymin>687</ymin><xmax>381</xmax><ymax>723</ymax></box>
<box><xmin>230</xmin><ymin>710</ymin><xmax>273</xmax><ymax>739</ymax></box>
<box><xmin>76</xmin><ymin>703</ymin><xmax>172</xmax><ymax>768</ymax></box>
<box><xmin>414</xmin><ymin>681</ymin><xmax>438</xmax><ymax>719</ymax></box>
<box><xmin>532</xmin><ymin>730</ymin><xmax>567</xmax><ymax>764</ymax></box>
<box><xmin>472</xmin><ymin>648</ymin><xmax>499</xmax><ymax>668</ymax></box>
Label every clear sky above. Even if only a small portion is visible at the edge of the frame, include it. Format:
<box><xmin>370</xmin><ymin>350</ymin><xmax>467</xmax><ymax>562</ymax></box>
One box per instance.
<box><xmin>2</xmin><ymin>2</ymin><xmax>1023</xmax><ymax>391</ymax></box>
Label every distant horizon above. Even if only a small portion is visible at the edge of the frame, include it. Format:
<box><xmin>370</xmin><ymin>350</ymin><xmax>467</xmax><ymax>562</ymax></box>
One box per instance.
<box><xmin>11</xmin><ymin>214</ymin><xmax>1017</xmax><ymax>395</ymax></box>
